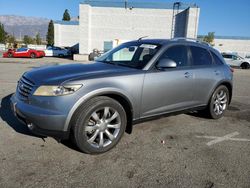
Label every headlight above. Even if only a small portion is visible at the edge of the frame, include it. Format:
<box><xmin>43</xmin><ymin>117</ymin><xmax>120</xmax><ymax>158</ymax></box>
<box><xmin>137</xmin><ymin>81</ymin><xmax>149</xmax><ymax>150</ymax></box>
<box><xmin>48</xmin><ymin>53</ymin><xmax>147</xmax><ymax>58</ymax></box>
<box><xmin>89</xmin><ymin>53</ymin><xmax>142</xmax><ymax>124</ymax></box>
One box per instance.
<box><xmin>33</xmin><ymin>85</ymin><xmax>82</xmax><ymax>96</ymax></box>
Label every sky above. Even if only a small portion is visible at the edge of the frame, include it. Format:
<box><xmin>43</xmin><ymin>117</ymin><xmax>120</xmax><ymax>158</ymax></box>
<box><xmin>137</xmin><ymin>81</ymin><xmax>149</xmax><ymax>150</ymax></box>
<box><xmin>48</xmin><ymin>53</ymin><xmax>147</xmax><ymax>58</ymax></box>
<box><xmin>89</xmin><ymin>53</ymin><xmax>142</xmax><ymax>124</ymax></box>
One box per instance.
<box><xmin>0</xmin><ymin>0</ymin><xmax>249</xmax><ymax>37</ymax></box>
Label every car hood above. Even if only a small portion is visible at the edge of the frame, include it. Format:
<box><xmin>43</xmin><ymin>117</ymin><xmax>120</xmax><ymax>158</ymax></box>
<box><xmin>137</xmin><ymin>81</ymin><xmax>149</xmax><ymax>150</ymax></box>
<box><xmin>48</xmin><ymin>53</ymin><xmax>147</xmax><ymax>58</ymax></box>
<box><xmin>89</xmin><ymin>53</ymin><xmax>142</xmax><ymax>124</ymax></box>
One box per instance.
<box><xmin>24</xmin><ymin>62</ymin><xmax>138</xmax><ymax>85</ymax></box>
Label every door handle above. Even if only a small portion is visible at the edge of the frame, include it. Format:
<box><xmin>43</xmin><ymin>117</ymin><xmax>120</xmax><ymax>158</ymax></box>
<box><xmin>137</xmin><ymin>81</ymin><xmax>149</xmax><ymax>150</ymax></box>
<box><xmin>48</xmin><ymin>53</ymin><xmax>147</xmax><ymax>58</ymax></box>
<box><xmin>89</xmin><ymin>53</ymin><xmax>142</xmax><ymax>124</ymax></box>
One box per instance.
<box><xmin>214</xmin><ymin>70</ymin><xmax>220</xmax><ymax>75</ymax></box>
<box><xmin>184</xmin><ymin>72</ymin><xmax>193</xmax><ymax>78</ymax></box>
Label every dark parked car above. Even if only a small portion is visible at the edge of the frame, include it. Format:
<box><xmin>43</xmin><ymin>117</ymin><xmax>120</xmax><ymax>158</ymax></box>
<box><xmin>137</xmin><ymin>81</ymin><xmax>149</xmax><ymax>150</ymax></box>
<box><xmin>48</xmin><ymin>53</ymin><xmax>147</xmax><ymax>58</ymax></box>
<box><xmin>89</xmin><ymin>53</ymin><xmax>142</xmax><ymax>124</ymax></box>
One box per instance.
<box><xmin>11</xmin><ymin>38</ymin><xmax>233</xmax><ymax>154</ymax></box>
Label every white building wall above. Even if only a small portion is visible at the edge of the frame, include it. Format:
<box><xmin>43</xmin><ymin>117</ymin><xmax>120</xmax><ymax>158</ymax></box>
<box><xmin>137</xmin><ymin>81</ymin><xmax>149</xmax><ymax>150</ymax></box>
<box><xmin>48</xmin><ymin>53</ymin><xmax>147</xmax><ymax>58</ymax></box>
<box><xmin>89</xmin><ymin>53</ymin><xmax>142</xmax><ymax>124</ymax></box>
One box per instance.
<box><xmin>79</xmin><ymin>4</ymin><xmax>174</xmax><ymax>54</ymax></box>
<box><xmin>54</xmin><ymin>23</ymin><xmax>79</xmax><ymax>47</ymax></box>
<box><xmin>79</xmin><ymin>4</ymin><xmax>199</xmax><ymax>55</ymax></box>
<box><xmin>185</xmin><ymin>8</ymin><xmax>200</xmax><ymax>38</ymax></box>
<box><xmin>214</xmin><ymin>39</ymin><xmax>250</xmax><ymax>57</ymax></box>
<box><xmin>79</xmin><ymin>5</ymin><xmax>92</xmax><ymax>54</ymax></box>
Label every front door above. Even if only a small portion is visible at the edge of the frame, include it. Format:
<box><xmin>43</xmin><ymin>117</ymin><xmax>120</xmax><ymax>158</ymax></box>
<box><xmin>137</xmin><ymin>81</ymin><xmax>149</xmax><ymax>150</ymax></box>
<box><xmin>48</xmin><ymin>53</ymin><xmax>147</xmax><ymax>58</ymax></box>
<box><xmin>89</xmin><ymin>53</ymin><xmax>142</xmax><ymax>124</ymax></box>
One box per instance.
<box><xmin>141</xmin><ymin>45</ymin><xmax>194</xmax><ymax>118</ymax></box>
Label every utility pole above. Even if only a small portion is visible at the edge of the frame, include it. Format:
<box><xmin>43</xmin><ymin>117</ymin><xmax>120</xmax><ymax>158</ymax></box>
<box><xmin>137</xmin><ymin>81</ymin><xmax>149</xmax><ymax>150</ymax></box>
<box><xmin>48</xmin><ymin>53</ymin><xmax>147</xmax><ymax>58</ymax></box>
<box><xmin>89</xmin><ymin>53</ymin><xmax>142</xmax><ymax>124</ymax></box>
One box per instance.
<box><xmin>125</xmin><ymin>0</ymin><xmax>127</xmax><ymax>9</ymax></box>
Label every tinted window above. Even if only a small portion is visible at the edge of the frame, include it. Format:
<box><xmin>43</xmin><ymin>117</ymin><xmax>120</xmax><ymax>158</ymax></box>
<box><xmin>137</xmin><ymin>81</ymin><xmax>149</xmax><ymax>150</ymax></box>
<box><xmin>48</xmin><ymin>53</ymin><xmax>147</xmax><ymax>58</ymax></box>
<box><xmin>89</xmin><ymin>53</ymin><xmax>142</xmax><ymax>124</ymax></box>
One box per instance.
<box><xmin>190</xmin><ymin>46</ymin><xmax>212</xmax><ymax>66</ymax></box>
<box><xmin>17</xmin><ymin>48</ymin><xmax>28</xmax><ymax>52</ymax></box>
<box><xmin>211</xmin><ymin>52</ymin><xmax>224</xmax><ymax>65</ymax></box>
<box><xmin>159</xmin><ymin>45</ymin><xmax>188</xmax><ymax>67</ymax></box>
<box><xmin>222</xmin><ymin>54</ymin><xmax>232</xmax><ymax>59</ymax></box>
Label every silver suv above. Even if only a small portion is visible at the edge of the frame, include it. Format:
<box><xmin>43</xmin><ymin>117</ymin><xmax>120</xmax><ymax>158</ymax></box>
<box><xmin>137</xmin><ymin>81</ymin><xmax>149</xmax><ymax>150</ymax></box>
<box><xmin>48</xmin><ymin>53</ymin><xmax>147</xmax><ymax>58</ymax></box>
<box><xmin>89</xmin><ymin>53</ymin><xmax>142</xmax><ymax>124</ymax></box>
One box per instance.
<box><xmin>11</xmin><ymin>39</ymin><xmax>233</xmax><ymax>154</ymax></box>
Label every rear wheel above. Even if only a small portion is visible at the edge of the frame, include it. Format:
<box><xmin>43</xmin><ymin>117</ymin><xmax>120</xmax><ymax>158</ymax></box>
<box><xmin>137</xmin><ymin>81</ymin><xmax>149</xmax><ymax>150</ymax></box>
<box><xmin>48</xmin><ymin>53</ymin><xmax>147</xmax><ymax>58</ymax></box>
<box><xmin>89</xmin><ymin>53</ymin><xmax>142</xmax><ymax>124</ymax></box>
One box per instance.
<box><xmin>30</xmin><ymin>53</ymin><xmax>36</xmax><ymax>58</ymax></box>
<box><xmin>8</xmin><ymin>53</ymin><xmax>13</xmax><ymax>58</ymax></box>
<box><xmin>71</xmin><ymin>96</ymin><xmax>127</xmax><ymax>154</ymax></box>
<box><xmin>241</xmin><ymin>62</ymin><xmax>250</xmax><ymax>69</ymax></box>
<box><xmin>207</xmin><ymin>85</ymin><xmax>229</xmax><ymax>119</ymax></box>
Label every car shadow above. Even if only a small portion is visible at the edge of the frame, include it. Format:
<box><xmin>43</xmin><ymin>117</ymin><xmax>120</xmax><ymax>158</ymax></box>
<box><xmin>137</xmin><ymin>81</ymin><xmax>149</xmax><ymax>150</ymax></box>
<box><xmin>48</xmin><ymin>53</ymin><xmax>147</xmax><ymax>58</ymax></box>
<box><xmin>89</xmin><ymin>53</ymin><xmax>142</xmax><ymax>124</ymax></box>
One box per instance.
<box><xmin>0</xmin><ymin>94</ymin><xmax>41</xmax><ymax>138</ymax></box>
<box><xmin>186</xmin><ymin>111</ymin><xmax>211</xmax><ymax>119</ymax></box>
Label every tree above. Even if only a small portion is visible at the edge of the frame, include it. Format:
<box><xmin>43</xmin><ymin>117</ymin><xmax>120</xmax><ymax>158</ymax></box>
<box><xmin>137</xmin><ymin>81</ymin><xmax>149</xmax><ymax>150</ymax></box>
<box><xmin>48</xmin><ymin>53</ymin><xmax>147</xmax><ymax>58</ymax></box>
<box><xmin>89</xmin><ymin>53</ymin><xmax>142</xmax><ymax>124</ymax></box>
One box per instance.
<box><xmin>203</xmin><ymin>32</ymin><xmax>215</xmax><ymax>45</ymax></box>
<box><xmin>0</xmin><ymin>22</ymin><xmax>7</xmax><ymax>43</ymax></box>
<box><xmin>7</xmin><ymin>34</ymin><xmax>16</xmax><ymax>44</ymax></box>
<box><xmin>6</xmin><ymin>34</ymin><xmax>16</xmax><ymax>48</ymax></box>
<box><xmin>35</xmin><ymin>33</ymin><xmax>42</xmax><ymax>45</ymax></box>
<box><xmin>23</xmin><ymin>35</ymin><xmax>34</xmax><ymax>45</ymax></box>
<box><xmin>46</xmin><ymin>20</ymin><xmax>54</xmax><ymax>46</ymax></box>
<box><xmin>62</xmin><ymin>9</ymin><xmax>71</xmax><ymax>21</ymax></box>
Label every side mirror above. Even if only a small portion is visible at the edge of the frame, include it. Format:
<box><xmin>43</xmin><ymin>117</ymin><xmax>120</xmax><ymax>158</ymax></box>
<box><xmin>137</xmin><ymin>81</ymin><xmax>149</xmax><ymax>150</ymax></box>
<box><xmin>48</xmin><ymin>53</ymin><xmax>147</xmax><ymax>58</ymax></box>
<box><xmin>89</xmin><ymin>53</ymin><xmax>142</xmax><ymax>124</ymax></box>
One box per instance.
<box><xmin>156</xmin><ymin>58</ymin><xmax>177</xmax><ymax>69</ymax></box>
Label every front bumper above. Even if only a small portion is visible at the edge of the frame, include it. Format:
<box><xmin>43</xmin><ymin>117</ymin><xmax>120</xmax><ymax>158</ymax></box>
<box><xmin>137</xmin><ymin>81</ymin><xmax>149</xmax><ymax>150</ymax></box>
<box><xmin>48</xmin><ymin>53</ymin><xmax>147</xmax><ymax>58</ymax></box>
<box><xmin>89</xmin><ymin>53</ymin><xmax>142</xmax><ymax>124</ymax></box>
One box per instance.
<box><xmin>10</xmin><ymin>94</ymin><xmax>70</xmax><ymax>139</ymax></box>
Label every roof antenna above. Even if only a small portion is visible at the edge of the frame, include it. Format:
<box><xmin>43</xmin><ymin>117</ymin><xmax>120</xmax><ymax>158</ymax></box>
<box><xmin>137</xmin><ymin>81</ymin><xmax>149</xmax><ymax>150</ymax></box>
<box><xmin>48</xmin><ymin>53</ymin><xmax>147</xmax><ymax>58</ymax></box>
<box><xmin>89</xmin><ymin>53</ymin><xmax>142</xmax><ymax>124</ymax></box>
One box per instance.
<box><xmin>138</xmin><ymin>36</ymin><xmax>148</xmax><ymax>41</ymax></box>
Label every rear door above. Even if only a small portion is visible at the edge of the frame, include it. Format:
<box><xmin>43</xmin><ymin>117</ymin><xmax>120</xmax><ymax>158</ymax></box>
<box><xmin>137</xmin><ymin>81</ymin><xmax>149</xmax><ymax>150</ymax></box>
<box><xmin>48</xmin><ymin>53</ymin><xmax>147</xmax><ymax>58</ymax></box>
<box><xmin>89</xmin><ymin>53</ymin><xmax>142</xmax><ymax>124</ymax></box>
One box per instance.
<box><xmin>141</xmin><ymin>45</ymin><xmax>195</xmax><ymax>117</ymax></box>
<box><xmin>189</xmin><ymin>45</ymin><xmax>222</xmax><ymax>105</ymax></box>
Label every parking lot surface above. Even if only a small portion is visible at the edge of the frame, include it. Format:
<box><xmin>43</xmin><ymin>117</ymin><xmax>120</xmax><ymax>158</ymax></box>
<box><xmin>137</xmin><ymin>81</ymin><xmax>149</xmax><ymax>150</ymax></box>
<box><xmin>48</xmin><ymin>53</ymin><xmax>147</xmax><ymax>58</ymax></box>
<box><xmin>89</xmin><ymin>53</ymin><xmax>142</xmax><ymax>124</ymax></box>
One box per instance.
<box><xmin>0</xmin><ymin>58</ymin><xmax>250</xmax><ymax>188</ymax></box>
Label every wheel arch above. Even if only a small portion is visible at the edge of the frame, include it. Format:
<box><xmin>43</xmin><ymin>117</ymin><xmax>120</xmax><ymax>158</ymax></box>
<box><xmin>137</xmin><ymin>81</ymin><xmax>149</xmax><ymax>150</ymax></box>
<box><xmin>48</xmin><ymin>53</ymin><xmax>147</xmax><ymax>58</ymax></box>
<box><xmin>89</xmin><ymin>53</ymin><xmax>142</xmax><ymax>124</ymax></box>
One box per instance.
<box><xmin>209</xmin><ymin>81</ymin><xmax>233</xmax><ymax>105</ymax></box>
<box><xmin>65</xmin><ymin>90</ymin><xmax>134</xmax><ymax>134</ymax></box>
<box><xmin>240</xmin><ymin>62</ymin><xmax>250</xmax><ymax>69</ymax></box>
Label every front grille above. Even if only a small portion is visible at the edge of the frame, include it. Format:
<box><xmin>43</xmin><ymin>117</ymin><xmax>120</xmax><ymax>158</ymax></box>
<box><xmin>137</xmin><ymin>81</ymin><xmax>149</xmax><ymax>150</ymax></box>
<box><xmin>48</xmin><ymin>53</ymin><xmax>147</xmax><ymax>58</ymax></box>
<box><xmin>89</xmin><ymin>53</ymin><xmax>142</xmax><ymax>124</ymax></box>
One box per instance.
<box><xmin>17</xmin><ymin>76</ymin><xmax>35</xmax><ymax>99</ymax></box>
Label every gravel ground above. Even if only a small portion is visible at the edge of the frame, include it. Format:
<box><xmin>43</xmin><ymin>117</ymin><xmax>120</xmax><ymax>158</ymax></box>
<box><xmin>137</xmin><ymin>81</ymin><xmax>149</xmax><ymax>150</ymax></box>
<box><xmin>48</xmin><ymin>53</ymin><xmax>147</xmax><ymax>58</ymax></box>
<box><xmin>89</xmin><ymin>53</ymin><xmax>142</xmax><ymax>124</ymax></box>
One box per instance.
<box><xmin>0</xmin><ymin>58</ymin><xmax>250</xmax><ymax>188</ymax></box>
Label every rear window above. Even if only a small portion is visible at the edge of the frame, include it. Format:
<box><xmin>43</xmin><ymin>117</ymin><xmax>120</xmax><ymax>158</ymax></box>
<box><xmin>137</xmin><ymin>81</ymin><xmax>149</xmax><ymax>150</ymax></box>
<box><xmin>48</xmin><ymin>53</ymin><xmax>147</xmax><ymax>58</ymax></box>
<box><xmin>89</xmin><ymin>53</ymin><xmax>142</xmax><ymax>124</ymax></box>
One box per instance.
<box><xmin>222</xmin><ymin>54</ymin><xmax>232</xmax><ymax>59</ymax></box>
<box><xmin>211</xmin><ymin>52</ymin><xmax>224</xmax><ymax>65</ymax></box>
<box><xmin>190</xmin><ymin>46</ymin><xmax>212</xmax><ymax>66</ymax></box>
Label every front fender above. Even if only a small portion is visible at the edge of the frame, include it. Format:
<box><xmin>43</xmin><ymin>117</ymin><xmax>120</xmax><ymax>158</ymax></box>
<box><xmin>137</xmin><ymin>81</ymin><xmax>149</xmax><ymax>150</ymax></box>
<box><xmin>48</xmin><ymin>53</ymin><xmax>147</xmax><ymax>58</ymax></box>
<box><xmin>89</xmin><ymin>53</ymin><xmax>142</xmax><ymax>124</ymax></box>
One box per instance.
<box><xmin>63</xmin><ymin>87</ymin><xmax>135</xmax><ymax>131</ymax></box>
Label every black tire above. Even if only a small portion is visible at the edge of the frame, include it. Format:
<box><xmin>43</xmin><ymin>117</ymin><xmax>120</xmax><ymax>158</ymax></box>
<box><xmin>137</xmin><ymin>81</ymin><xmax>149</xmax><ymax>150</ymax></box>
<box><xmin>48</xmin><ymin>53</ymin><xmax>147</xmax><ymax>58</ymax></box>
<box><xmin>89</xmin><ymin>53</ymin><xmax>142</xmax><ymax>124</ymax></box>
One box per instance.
<box><xmin>58</xmin><ymin>54</ymin><xmax>64</xmax><ymax>58</ymax></box>
<box><xmin>241</xmin><ymin>62</ymin><xmax>250</xmax><ymax>69</ymax></box>
<box><xmin>71</xmin><ymin>96</ymin><xmax>127</xmax><ymax>154</ymax></box>
<box><xmin>30</xmin><ymin>53</ymin><xmax>36</xmax><ymax>58</ymax></box>
<box><xmin>207</xmin><ymin>85</ymin><xmax>229</xmax><ymax>119</ymax></box>
<box><xmin>8</xmin><ymin>53</ymin><xmax>13</xmax><ymax>58</ymax></box>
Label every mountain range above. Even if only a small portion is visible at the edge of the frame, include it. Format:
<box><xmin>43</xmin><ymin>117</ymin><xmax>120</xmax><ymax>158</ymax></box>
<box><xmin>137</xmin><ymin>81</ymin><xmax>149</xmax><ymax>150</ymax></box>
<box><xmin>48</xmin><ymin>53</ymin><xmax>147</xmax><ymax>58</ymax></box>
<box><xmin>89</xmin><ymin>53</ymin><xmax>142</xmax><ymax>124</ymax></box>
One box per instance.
<box><xmin>0</xmin><ymin>15</ymin><xmax>50</xmax><ymax>40</ymax></box>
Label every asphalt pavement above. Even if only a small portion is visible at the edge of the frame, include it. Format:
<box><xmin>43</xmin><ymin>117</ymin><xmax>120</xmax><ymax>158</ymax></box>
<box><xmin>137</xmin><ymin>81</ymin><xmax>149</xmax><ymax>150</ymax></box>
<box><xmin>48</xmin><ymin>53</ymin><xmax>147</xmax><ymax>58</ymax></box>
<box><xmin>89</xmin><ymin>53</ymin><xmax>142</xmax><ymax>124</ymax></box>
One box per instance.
<box><xmin>0</xmin><ymin>58</ymin><xmax>250</xmax><ymax>188</ymax></box>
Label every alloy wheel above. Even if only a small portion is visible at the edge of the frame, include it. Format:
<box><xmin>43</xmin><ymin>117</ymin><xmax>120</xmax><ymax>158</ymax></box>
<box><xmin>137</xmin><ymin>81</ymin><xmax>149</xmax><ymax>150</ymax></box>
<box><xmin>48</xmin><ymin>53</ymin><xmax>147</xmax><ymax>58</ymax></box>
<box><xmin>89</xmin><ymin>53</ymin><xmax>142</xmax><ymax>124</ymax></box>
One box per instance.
<box><xmin>85</xmin><ymin>107</ymin><xmax>121</xmax><ymax>148</ymax></box>
<box><xmin>213</xmin><ymin>90</ymin><xmax>227</xmax><ymax>115</ymax></box>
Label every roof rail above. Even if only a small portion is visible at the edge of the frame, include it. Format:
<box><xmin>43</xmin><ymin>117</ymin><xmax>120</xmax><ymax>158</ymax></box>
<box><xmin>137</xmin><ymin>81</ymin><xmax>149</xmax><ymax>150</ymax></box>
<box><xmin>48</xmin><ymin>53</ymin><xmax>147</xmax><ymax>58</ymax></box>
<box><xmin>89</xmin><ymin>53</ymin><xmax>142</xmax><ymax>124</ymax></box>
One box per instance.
<box><xmin>171</xmin><ymin>37</ymin><xmax>211</xmax><ymax>47</ymax></box>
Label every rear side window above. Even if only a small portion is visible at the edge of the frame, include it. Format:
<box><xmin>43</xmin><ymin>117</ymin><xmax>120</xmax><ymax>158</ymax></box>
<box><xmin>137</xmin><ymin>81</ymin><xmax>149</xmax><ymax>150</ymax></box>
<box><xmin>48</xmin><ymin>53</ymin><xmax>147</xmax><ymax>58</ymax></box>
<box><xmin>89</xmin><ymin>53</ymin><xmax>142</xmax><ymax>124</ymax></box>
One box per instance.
<box><xmin>159</xmin><ymin>45</ymin><xmax>188</xmax><ymax>67</ymax></box>
<box><xmin>211</xmin><ymin>52</ymin><xmax>224</xmax><ymax>65</ymax></box>
<box><xmin>222</xmin><ymin>54</ymin><xmax>232</xmax><ymax>59</ymax></box>
<box><xmin>190</xmin><ymin>46</ymin><xmax>212</xmax><ymax>66</ymax></box>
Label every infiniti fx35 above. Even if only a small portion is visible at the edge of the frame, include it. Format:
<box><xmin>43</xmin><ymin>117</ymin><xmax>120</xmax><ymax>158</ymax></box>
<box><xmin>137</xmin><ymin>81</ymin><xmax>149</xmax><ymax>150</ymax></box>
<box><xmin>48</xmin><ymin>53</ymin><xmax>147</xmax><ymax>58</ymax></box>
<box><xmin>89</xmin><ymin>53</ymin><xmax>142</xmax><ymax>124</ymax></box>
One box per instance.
<box><xmin>11</xmin><ymin>39</ymin><xmax>233</xmax><ymax>154</ymax></box>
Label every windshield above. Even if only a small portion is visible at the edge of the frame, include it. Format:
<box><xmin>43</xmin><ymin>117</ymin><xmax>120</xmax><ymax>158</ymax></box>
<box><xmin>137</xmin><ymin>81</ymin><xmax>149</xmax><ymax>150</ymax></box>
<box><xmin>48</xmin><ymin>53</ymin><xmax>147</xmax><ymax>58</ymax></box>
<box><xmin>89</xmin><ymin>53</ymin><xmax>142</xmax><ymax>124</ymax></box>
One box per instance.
<box><xmin>96</xmin><ymin>42</ymin><xmax>161</xmax><ymax>69</ymax></box>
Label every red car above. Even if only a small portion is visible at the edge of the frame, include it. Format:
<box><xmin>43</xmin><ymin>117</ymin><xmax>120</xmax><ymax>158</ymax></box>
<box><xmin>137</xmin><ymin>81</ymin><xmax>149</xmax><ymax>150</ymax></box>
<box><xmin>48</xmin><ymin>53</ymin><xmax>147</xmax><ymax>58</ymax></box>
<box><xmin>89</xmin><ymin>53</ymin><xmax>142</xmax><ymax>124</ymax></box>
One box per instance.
<box><xmin>3</xmin><ymin>48</ymin><xmax>45</xmax><ymax>58</ymax></box>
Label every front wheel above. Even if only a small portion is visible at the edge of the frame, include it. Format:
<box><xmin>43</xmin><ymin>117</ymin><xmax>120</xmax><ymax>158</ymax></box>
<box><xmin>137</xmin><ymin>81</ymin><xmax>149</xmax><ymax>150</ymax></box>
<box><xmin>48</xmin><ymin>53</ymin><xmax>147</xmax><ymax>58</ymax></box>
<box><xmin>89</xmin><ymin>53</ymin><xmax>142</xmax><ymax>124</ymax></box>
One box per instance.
<box><xmin>207</xmin><ymin>85</ymin><xmax>229</xmax><ymax>119</ymax></box>
<box><xmin>71</xmin><ymin>96</ymin><xmax>127</xmax><ymax>154</ymax></box>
